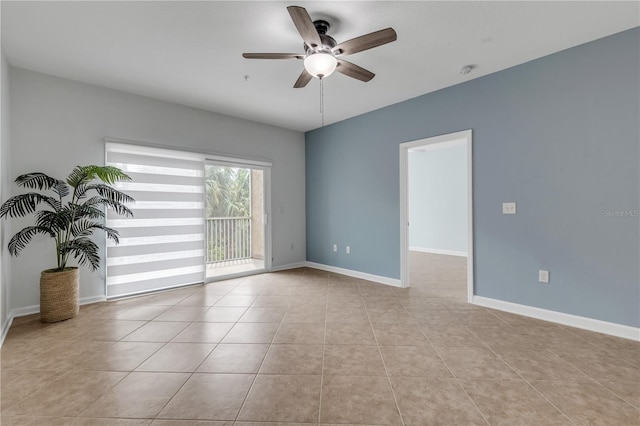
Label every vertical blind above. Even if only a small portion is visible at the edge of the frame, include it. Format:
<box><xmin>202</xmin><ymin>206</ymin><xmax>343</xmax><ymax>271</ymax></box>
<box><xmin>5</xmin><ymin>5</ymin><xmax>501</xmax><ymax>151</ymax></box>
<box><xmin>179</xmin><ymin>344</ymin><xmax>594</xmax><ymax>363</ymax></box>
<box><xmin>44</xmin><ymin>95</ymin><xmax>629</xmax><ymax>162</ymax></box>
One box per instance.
<box><xmin>105</xmin><ymin>142</ymin><xmax>206</xmax><ymax>298</ymax></box>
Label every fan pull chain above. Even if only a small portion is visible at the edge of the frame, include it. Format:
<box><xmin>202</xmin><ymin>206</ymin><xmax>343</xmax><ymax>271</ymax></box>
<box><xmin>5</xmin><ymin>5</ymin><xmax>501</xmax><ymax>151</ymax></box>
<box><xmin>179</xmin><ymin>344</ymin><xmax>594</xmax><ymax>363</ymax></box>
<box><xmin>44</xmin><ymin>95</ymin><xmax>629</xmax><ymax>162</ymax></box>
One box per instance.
<box><xmin>320</xmin><ymin>78</ymin><xmax>325</xmax><ymax>127</ymax></box>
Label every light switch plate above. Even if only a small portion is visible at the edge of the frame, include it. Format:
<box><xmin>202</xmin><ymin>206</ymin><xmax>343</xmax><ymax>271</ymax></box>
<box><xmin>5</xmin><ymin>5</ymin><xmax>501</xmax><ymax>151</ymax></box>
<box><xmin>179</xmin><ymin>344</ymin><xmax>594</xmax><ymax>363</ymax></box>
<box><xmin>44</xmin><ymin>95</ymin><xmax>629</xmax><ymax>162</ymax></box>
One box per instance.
<box><xmin>539</xmin><ymin>270</ymin><xmax>549</xmax><ymax>283</ymax></box>
<box><xmin>502</xmin><ymin>202</ymin><xmax>517</xmax><ymax>214</ymax></box>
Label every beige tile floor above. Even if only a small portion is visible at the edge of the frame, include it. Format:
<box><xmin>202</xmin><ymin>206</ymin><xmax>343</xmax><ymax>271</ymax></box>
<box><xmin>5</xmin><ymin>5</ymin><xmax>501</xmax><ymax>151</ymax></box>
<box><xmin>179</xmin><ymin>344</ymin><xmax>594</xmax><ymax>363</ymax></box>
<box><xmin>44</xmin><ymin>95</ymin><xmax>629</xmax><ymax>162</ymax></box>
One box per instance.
<box><xmin>1</xmin><ymin>252</ymin><xmax>639</xmax><ymax>425</ymax></box>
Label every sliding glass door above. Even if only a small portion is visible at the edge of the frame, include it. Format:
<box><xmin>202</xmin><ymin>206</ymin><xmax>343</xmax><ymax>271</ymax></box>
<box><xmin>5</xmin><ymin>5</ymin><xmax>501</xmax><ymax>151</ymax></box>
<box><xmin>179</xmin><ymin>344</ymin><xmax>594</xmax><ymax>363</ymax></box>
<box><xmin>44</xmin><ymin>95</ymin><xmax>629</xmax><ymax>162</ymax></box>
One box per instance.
<box><xmin>204</xmin><ymin>162</ymin><xmax>267</xmax><ymax>281</ymax></box>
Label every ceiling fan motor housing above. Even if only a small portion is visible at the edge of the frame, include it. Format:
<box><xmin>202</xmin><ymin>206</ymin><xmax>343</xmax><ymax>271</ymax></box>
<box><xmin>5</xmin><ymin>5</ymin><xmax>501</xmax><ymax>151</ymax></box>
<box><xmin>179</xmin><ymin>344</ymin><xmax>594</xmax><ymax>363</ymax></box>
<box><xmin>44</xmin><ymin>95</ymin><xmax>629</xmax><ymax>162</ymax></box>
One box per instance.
<box><xmin>303</xmin><ymin>20</ymin><xmax>337</xmax><ymax>54</ymax></box>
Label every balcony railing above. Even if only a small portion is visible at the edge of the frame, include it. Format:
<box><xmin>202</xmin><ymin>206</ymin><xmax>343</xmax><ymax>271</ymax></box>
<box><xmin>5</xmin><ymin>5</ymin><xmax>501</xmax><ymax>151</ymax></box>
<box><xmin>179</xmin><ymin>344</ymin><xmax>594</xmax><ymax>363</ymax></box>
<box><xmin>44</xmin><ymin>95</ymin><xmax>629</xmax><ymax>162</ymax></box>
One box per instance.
<box><xmin>206</xmin><ymin>217</ymin><xmax>251</xmax><ymax>264</ymax></box>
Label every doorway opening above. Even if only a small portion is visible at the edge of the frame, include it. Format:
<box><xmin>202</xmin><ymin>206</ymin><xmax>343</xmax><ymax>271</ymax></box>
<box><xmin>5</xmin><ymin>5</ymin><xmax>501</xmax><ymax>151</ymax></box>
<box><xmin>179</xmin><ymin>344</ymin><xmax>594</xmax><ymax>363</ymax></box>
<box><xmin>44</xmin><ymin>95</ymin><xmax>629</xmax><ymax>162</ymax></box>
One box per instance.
<box><xmin>399</xmin><ymin>130</ymin><xmax>473</xmax><ymax>302</ymax></box>
<box><xmin>205</xmin><ymin>163</ymin><xmax>268</xmax><ymax>280</ymax></box>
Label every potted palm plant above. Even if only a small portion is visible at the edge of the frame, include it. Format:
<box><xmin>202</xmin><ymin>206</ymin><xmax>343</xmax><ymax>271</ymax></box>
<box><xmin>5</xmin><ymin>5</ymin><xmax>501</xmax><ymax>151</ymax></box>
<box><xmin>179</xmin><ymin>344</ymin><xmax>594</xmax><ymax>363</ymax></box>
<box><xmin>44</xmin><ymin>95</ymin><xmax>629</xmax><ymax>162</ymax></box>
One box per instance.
<box><xmin>0</xmin><ymin>165</ymin><xmax>134</xmax><ymax>322</ymax></box>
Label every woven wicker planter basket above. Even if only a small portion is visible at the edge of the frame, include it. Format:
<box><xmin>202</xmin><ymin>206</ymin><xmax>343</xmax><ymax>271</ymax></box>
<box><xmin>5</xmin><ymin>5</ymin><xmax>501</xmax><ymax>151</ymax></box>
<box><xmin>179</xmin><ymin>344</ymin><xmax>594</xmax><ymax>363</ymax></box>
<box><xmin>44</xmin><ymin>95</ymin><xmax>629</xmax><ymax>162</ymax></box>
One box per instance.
<box><xmin>40</xmin><ymin>267</ymin><xmax>79</xmax><ymax>323</ymax></box>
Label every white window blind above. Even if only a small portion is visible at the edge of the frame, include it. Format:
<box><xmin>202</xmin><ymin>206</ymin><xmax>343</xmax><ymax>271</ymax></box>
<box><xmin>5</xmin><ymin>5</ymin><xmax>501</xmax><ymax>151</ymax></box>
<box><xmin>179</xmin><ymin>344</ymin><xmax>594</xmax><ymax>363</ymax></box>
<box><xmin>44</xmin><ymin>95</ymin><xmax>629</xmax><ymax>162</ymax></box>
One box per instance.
<box><xmin>105</xmin><ymin>142</ymin><xmax>206</xmax><ymax>298</ymax></box>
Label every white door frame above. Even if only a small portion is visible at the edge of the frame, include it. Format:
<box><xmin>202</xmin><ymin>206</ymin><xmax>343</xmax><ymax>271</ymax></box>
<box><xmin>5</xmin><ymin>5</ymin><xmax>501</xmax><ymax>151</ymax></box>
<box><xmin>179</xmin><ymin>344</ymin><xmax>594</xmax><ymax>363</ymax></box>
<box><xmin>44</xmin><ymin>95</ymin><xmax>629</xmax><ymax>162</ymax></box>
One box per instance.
<box><xmin>399</xmin><ymin>129</ymin><xmax>474</xmax><ymax>302</ymax></box>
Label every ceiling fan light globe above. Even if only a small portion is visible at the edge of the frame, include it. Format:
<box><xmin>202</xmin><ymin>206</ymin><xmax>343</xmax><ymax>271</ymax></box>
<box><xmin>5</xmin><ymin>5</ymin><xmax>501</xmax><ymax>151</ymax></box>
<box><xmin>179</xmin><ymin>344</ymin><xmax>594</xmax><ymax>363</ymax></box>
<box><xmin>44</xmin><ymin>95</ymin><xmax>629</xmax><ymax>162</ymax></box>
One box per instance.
<box><xmin>304</xmin><ymin>52</ymin><xmax>337</xmax><ymax>79</ymax></box>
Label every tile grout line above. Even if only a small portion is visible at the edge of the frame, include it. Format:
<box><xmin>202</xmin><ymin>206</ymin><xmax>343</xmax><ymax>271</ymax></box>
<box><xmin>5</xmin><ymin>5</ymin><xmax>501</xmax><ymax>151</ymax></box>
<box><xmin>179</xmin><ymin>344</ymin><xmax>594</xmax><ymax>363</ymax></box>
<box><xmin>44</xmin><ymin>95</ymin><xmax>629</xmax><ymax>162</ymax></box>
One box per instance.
<box><xmin>77</xmin><ymin>293</ymin><xmax>199</xmax><ymax>421</ymax></box>
<box><xmin>317</xmin><ymin>270</ymin><xmax>330</xmax><ymax>425</ymax></box>
<box><xmin>143</xmin><ymin>281</ymin><xmax>243</xmax><ymax>422</ymax></box>
<box><xmin>407</xmin><ymin>307</ymin><xmax>491</xmax><ymax>426</ymax></box>
<box><xmin>361</xmin><ymin>283</ymin><xmax>406</xmax><ymax>426</ymax></box>
<box><xmin>543</xmin><ymin>347</ymin><xmax>640</xmax><ymax>411</ymax></box>
<box><xmin>232</xmin><ymin>281</ymin><xmax>291</xmax><ymax>423</ymax></box>
<box><xmin>465</xmin><ymin>327</ymin><xmax>579</xmax><ymax>426</ymax></box>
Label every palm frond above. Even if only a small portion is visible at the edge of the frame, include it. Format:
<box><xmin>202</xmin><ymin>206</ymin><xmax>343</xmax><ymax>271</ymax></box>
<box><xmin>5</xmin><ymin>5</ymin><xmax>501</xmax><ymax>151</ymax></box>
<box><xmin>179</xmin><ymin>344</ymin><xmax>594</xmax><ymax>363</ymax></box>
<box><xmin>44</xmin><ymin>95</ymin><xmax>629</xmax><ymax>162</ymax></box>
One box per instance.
<box><xmin>87</xmin><ymin>184</ymin><xmax>135</xmax><ymax>206</ymax></box>
<box><xmin>52</xmin><ymin>180</ymin><xmax>70</xmax><ymax>198</ymax></box>
<box><xmin>71</xmin><ymin>220</ymin><xmax>120</xmax><ymax>243</ymax></box>
<box><xmin>59</xmin><ymin>238</ymin><xmax>100</xmax><ymax>271</ymax></box>
<box><xmin>97</xmin><ymin>197</ymin><xmax>134</xmax><ymax>217</ymax></box>
<box><xmin>35</xmin><ymin>210</ymin><xmax>69</xmax><ymax>233</ymax></box>
<box><xmin>14</xmin><ymin>173</ymin><xmax>58</xmax><ymax>190</ymax></box>
<box><xmin>8</xmin><ymin>226</ymin><xmax>55</xmax><ymax>256</ymax></box>
<box><xmin>67</xmin><ymin>165</ymin><xmax>131</xmax><ymax>188</ymax></box>
<box><xmin>0</xmin><ymin>193</ymin><xmax>60</xmax><ymax>218</ymax></box>
<box><xmin>66</xmin><ymin>166</ymin><xmax>91</xmax><ymax>188</ymax></box>
<box><xmin>92</xmin><ymin>165</ymin><xmax>132</xmax><ymax>185</ymax></box>
<box><xmin>73</xmin><ymin>204</ymin><xmax>105</xmax><ymax>220</ymax></box>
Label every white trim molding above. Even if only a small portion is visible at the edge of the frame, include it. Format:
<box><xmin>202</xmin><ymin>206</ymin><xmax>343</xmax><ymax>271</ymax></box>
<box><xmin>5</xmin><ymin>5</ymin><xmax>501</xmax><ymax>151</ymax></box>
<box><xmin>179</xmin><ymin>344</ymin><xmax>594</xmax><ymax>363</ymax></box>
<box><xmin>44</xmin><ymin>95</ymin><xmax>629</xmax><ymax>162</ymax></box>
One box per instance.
<box><xmin>1</xmin><ymin>313</ymin><xmax>14</xmax><ymax>346</ymax></box>
<box><xmin>9</xmin><ymin>296</ymin><xmax>107</xmax><ymax>321</ymax></box>
<box><xmin>409</xmin><ymin>246</ymin><xmax>468</xmax><ymax>257</ymax></box>
<box><xmin>473</xmin><ymin>295</ymin><xmax>640</xmax><ymax>341</ymax></box>
<box><xmin>305</xmin><ymin>262</ymin><xmax>401</xmax><ymax>287</ymax></box>
<box><xmin>271</xmin><ymin>262</ymin><xmax>308</xmax><ymax>272</ymax></box>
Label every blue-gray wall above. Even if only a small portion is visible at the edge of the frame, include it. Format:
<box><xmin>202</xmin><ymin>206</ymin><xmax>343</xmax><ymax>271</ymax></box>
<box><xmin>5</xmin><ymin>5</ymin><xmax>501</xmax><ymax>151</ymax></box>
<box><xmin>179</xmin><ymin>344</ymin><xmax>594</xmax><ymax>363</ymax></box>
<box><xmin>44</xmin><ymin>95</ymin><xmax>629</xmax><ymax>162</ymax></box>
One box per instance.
<box><xmin>306</xmin><ymin>28</ymin><xmax>639</xmax><ymax>327</ymax></box>
<box><xmin>409</xmin><ymin>145</ymin><xmax>468</xmax><ymax>254</ymax></box>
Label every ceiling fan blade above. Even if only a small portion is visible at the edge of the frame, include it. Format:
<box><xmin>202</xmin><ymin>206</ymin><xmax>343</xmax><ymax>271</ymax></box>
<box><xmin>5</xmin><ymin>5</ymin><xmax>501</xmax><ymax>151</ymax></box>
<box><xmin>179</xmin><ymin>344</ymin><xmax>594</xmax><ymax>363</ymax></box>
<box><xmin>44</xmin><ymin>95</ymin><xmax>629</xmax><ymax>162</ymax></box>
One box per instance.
<box><xmin>243</xmin><ymin>53</ymin><xmax>303</xmax><ymax>59</ymax></box>
<box><xmin>333</xmin><ymin>28</ymin><xmax>397</xmax><ymax>56</ymax></box>
<box><xmin>287</xmin><ymin>6</ymin><xmax>322</xmax><ymax>49</ymax></box>
<box><xmin>336</xmin><ymin>60</ymin><xmax>375</xmax><ymax>82</ymax></box>
<box><xmin>294</xmin><ymin>70</ymin><xmax>313</xmax><ymax>88</ymax></box>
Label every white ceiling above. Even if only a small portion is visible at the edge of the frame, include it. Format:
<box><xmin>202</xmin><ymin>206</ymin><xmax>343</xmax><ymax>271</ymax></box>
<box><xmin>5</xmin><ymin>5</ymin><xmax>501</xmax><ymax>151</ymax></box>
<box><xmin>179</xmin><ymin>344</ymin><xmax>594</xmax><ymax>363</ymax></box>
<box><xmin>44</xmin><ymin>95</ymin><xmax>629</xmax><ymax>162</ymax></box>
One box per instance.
<box><xmin>2</xmin><ymin>1</ymin><xmax>638</xmax><ymax>132</ymax></box>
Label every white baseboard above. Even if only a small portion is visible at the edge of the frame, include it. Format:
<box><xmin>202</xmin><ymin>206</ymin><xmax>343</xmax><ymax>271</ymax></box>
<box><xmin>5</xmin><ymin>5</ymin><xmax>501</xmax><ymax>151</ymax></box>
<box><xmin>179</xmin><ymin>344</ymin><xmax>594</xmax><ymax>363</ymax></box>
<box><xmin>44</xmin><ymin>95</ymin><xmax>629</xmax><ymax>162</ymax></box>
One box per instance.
<box><xmin>473</xmin><ymin>296</ymin><xmax>640</xmax><ymax>342</ymax></box>
<box><xmin>305</xmin><ymin>262</ymin><xmax>401</xmax><ymax>287</ymax></box>
<box><xmin>270</xmin><ymin>262</ymin><xmax>308</xmax><ymax>272</ymax></box>
<box><xmin>410</xmin><ymin>246</ymin><xmax>467</xmax><ymax>257</ymax></box>
<box><xmin>10</xmin><ymin>295</ymin><xmax>107</xmax><ymax>319</ymax></box>
<box><xmin>1</xmin><ymin>312</ymin><xmax>14</xmax><ymax>346</ymax></box>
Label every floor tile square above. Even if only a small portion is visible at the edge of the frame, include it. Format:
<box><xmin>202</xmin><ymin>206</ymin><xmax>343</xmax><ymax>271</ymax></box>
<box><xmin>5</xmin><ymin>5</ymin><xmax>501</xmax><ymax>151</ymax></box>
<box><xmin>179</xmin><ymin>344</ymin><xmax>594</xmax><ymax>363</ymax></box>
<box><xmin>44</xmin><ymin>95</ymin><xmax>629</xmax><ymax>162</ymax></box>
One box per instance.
<box><xmin>273</xmin><ymin>322</ymin><xmax>325</xmax><ymax>344</ymax></box>
<box><xmin>214</xmin><ymin>295</ymin><xmax>256</xmax><ymax>307</ymax></box>
<box><xmin>323</xmin><ymin>345</ymin><xmax>386</xmax><ymax>376</ymax></box>
<box><xmin>136</xmin><ymin>343</ymin><xmax>215</xmax><ymax>372</ymax></box>
<box><xmin>221</xmin><ymin>323</ymin><xmax>279</xmax><ymax>344</ymax></box>
<box><xmin>380</xmin><ymin>345</ymin><xmax>452</xmax><ymax>377</ymax></box>
<box><xmin>239</xmin><ymin>306</ymin><xmax>287</xmax><ymax>323</ymax></box>
<box><xmin>80</xmin><ymin>341</ymin><xmax>164</xmax><ymax>371</ymax></box>
<box><xmin>200</xmin><ymin>307</ymin><xmax>247</xmax><ymax>322</ymax></box>
<box><xmin>171</xmin><ymin>322</ymin><xmax>234</xmax><ymax>343</ymax></box>
<box><xmin>499</xmin><ymin>349</ymin><xmax>588</xmax><ymax>381</ymax></box>
<box><xmin>80</xmin><ymin>372</ymin><xmax>189</xmax><ymax>418</ymax></box>
<box><xmin>153</xmin><ymin>306</ymin><xmax>209</xmax><ymax>322</ymax></box>
<box><xmin>461</xmin><ymin>379</ymin><xmax>572</xmax><ymax>425</ymax></box>
<box><xmin>532</xmin><ymin>380</ymin><xmax>640</xmax><ymax>425</ymax></box>
<box><xmin>325</xmin><ymin>322</ymin><xmax>377</xmax><ymax>345</ymax></box>
<box><xmin>435</xmin><ymin>346</ymin><xmax>519</xmax><ymax>379</ymax></box>
<box><xmin>418</xmin><ymin>324</ymin><xmax>484</xmax><ymax>347</ymax></box>
<box><xmin>198</xmin><ymin>344</ymin><xmax>269</xmax><ymax>373</ymax></box>
<box><xmin>158</xmin><ymin>373</ymin><xmax>254</xmax><ymax>420</ymax></box>
<box><xmin>390</xmin><ymin>376</ymin><xmax>486</xmax><ymax>425</ymax></box>
<box><xmin>2</xmin><ymin>370</ymin><xmax>127</xmax><ymax>417</ymax></box>
<box><xmin>237</xmin><ymin>375</ymin><xmax>321</xmax><ymax>423</ymax></box>
<box><xmin>371</xmin><ymin>323</ymin><xmax>429</xmax><ymax>346</ymax></box>
<box><xmin>177</xmin><ymin>293</ymin><xmax>224</xmax><ymax>307</ymax></box>
<box><xmin>114</xmin><ymin>305</ymin><xmax>170</xmax><ymax>321</ymax></box>
<box><xmin>319</xmin><ymin>375</ymin><xmax>402</xmax><ymax>425</ymax></box>
<box><xmin>259</xmin><ymin>344</ymin><xmax>324</xmax><ymax>375</ymax></box>
<box><xmin>121</xmin><ymin>322</ymin><xmax>189</xmax><ymax>342</ymax></box>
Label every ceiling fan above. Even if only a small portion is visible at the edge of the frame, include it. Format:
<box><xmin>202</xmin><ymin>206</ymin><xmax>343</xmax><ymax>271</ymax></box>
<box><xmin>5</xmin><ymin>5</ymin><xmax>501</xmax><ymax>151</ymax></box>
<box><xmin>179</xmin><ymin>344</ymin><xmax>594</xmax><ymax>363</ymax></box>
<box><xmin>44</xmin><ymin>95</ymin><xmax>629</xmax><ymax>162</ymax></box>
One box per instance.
<box><xmin>243</xmin><ymin>5</ymin><xmax>397</xmax><ymax>88</ymax></box>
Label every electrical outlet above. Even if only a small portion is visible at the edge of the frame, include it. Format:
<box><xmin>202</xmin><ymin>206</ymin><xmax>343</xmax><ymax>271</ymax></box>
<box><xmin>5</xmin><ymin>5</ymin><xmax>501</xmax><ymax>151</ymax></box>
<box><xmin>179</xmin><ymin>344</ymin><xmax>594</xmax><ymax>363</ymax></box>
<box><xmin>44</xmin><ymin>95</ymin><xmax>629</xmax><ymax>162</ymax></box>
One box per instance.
<box><xmin>502</xmin><ymin>202</ymin><xmax>517</xmax><ymax>214</ymax></box>
<box><xmin>538</xmin><ymin>270</ymin><xmax>549</xmax><ymax>283</ymax></box>
<box><xmin>346</xmin><ymin>246</ymin><xmax>351</xmax><ymax>254</ymax></box>
<box><xmin>333</xmin><ymin>244</ymin><xmax>337</xmax><ymax>252</ymax></box>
